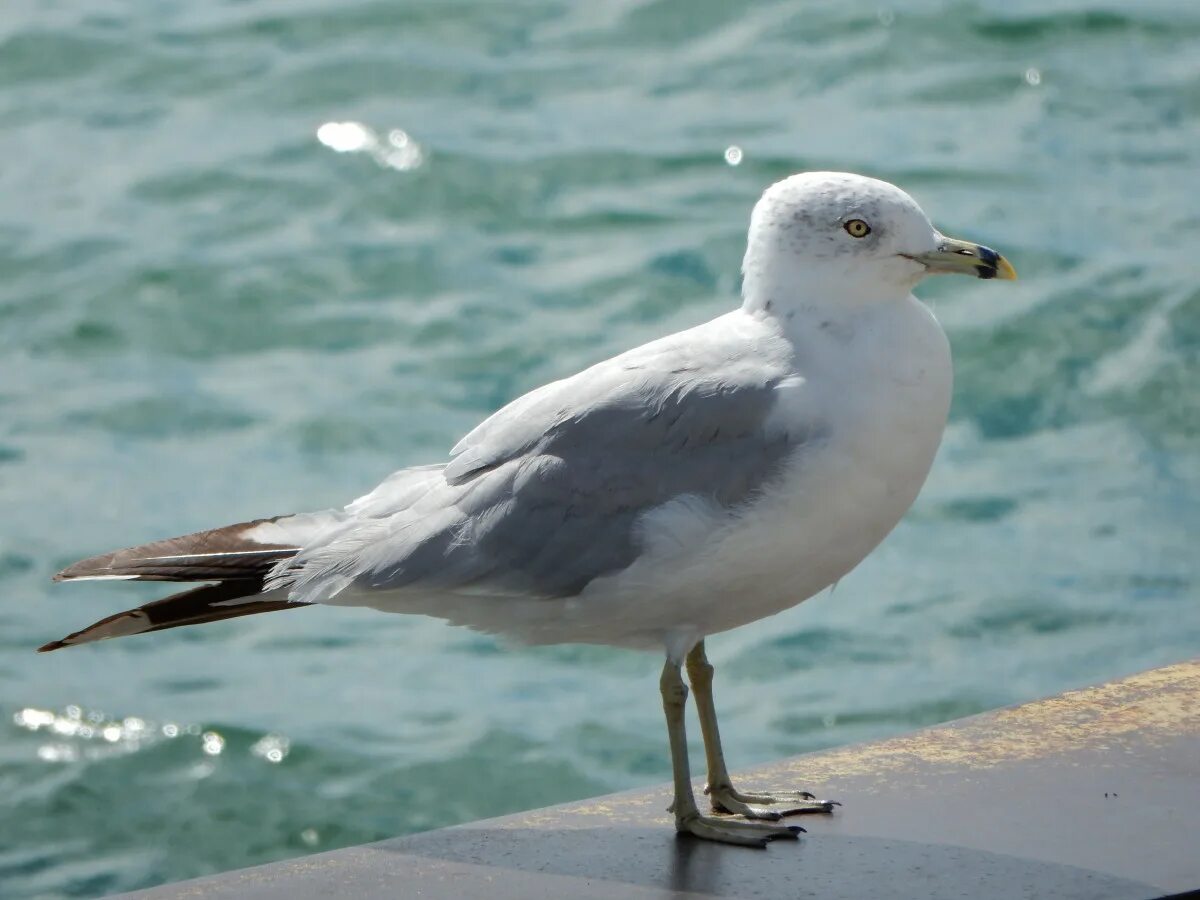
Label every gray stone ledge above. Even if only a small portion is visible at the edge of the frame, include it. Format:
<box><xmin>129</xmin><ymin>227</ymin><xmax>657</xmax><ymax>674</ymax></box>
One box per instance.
<box><xmin>117</xmin><ymin>659</ymin><xmax>1200</xmax><ymax>899</ymax></box>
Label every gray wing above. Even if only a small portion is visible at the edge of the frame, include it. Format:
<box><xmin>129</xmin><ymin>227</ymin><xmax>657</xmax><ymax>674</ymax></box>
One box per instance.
<box><xmin>274</xmin><ymin>315</ymin><xmax>803</xmax><ymax>601</ymax></box>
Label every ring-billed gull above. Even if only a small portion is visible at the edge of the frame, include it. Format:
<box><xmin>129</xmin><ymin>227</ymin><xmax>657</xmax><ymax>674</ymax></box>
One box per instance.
<box><xmin>45</xmin><ymin>172</ymin><xmax>1015</xmax><ymax>846</ymax></box>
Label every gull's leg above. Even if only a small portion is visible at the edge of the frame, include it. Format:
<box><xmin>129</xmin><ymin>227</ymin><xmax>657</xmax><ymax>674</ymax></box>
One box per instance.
<box><xmin>686</xmin><ymin>640</ymin><xmax>838</xmax><ymax>820</ymax></box>
<box><xmin>660</xmin><ymin>656</ymin><xmax>802</xmax><ymax>847</ymax></box>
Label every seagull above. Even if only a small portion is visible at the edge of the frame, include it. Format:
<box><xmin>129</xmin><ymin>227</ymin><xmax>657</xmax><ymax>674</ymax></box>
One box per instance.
<box><xmin>44</xmin><ymin>172</ymin><xmax>1015</xmax><ymax>847</ymax></box>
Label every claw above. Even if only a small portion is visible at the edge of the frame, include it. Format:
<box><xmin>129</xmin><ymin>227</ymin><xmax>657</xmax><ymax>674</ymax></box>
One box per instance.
<box><xmin>707</xmin><ymin>783</ymin><xmax>839</xmax><ymax>818</ymax></box>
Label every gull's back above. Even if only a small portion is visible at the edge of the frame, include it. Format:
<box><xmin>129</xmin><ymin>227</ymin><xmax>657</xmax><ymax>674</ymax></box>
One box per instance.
<box><xmin>272</xmin><ymin>312</ymin><xmax>801</xmax><ymax>622</ymax></box>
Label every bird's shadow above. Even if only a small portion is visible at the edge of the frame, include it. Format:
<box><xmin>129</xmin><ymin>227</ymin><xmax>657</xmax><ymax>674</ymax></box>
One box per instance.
<box><xmin>378</xmin><ymin>824</ymin><xmax>786</xmax><ymax>896</ymax></box>
<box><xmin>370</xmin><ymin>824</ymin><xmax>1158</xmax><ymax>899</ymax></box>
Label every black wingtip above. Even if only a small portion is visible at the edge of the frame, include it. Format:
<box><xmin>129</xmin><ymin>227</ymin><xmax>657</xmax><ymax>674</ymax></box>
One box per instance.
<box><xmin>36</xmin><ymin>609</ymin><xmax>151</xmax><ymax>654</ymax></box>
<box><xmin>54</xmin><ymin>551</ymin><xmax>119</xmax><ymax>582</ymax></box>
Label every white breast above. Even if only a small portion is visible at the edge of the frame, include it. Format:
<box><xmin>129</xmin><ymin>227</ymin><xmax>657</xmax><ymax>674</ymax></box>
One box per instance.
<box><xmin>576</xmin><ymin>297</ymin><xmax>952</xmax><ymax>648</ymax></box>
<box><xmin>344</xmin><ymin>299</ymin><xmax>951</xmax><ymax>653</ymax></box>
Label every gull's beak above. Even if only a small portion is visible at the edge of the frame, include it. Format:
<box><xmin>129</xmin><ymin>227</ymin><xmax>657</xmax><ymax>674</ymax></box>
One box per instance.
<box><xmin>907</xmin><ymin>235</ymin><xmax>1017</xmax><ymax>281</ymax></box>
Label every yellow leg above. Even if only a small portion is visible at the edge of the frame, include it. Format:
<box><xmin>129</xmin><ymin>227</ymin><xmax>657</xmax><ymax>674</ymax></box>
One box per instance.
<box><xmin>686</xmin><ymin>641</ymin><xmax>838</xmax><ymax>820</ymax></box>
<box><xmin>660</xmin><ymin>656</ymin><xmax>801</xmax><ymax>847</ymax></box>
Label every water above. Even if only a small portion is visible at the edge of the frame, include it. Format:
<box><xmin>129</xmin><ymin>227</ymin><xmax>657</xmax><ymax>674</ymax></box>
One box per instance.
<box><xmin>2</xmin><ymin>0</ymin><xmax>1198</xmax><ymax>895</ymax></box>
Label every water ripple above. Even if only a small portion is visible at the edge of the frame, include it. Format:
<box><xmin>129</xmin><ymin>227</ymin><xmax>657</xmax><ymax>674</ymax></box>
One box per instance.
<box><xmin>2</xmin><ymin>0</ymin><xmax>1198</xmax><ymax>895</ymax></box>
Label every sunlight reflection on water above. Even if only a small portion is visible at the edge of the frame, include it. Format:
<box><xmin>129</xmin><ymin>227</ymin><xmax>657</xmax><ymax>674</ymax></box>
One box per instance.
<box><xmin>2</xmin><ymin>0</ymin><xmax>1198</xmax><ymax>895</ymax></box>
<box><xmin>13</xmin><ymin>704</ymin><xmax>289</xmax><ymax>767</ymax></box>
<box><xmin>316</xmin><ymin>121</ymin><xmax>425</xmax><ymax>172</ymax></box>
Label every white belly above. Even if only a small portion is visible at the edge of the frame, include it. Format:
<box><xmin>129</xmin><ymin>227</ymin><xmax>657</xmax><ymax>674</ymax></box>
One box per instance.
<box><xmin>346</xmin><ymin>298</ymin><xmax>951</xmax><ymax>652</ymax></box>
<box><xmin>565</xmin><ymin>296</ymin><xmax>953</xmax><ymax>648</ymax></box>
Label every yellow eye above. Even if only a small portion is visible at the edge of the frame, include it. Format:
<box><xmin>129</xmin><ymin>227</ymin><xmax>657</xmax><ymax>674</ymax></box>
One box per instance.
<box><xmin>844</xmin><ymin>219</ymin><xmax>871</xmax><ymax>238</ymax></box>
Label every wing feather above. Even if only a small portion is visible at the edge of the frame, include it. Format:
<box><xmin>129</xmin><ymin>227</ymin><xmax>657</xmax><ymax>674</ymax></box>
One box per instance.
<box><xmin>276</xmin><ymin>313</ymin><xmax>805</xmax><ymax>602</ymax></box>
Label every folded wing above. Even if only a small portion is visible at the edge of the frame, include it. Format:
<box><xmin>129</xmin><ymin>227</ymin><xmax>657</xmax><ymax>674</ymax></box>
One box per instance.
<box><xmin>272</xmin><ymin>315</ymin><xmax>804</xmax><ymax>604</ymax></box>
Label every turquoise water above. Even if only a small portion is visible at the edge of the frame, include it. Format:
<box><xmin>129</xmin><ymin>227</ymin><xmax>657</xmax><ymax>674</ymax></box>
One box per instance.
<box><xmin>3</xmin><ymin>0</ymin><xmax>1199</xmax><ymax>895</ymax></box>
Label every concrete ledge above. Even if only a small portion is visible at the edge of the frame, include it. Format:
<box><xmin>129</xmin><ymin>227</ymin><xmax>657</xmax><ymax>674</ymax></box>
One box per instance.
<box><xmin>119</xmin><ymin>660</ymin><xmax>1200</xmax><ymax>899</ymax></box>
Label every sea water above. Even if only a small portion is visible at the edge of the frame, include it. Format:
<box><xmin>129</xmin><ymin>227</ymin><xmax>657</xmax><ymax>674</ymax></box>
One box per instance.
<box><xmin>1</xmin><ymin>0</ymin><xmax>1197</xmax><ymax>895</ymax></box>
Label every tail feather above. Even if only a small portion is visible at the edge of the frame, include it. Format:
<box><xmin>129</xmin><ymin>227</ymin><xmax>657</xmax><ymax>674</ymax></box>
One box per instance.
<box><xmin>39</xmin><ymin>582</ymin><xmax>310</xmax><ymax>652</ymax></box>
<box><xmin>46</xmin><ymin>511</ymin><xmax>346</xmax><ymax>652</ymax></box>
<box><xmin>54</xmin><ymin>517</ymin><xmax>303</xmax><ymax>583</ymax></box>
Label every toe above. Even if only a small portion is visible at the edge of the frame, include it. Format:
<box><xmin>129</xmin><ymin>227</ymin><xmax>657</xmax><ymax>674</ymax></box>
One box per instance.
<box><xmin>679</xmin><ymin>813</ymin><xmax>804</xmax><ymax>847</ymax></box>
<box><xmin>776</xmin><ymin>799</ymin><xmax>838</xmax><ymax>817</ymax></box>
<box><xmin>711</xmin><ymin>793</ymin><xmax>784</xmax><ymax>820</ymax></box>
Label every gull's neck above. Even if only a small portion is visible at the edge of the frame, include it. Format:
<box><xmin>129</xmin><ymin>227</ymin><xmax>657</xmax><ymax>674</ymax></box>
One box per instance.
<box><xmin>741</xmin><ymin>244</ymin><xmax>911</xmax><ymax>325</ymax></box>
<box><xmin>740</xmin><ymin>267</ymin><xmax>910</xmax><ymax>344</ymax></box>
<box><xmin>737</xmin><ymin>262</ymin><xmax>933</xmax><ymax>376</ymax></box>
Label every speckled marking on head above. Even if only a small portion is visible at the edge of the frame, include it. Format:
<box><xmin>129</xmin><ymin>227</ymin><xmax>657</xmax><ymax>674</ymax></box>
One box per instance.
<box><xmin>750</xmin><ymin>172</ymin><xmax>930</xmax><ymax>258</ymax></box>
<box><xmin>741</xmin><ymin>172</ymin><xmax>941</xmax><ymax>312</ymax></box>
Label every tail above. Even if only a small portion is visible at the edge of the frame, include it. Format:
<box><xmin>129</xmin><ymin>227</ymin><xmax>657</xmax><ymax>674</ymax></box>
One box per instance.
<box><xmin>43</xmin><ymin>512</ymin><xmax>340</xmax><ymax>652</ymax></box>
<box><xmin>38</xmin><ymin>583</ymin><xmax>305</xmax><ymax>652</ymax></box>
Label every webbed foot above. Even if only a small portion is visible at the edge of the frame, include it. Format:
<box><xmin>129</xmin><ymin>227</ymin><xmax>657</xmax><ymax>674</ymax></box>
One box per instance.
<box><xmin>676</xmin><ymin>808</ymin><xmax>804</xmax><ymax>847</ymax></box>
<box><xmin>706</xmin><ymin>783</ymin><xmax>839</xmax><ymax>820</ymax></box>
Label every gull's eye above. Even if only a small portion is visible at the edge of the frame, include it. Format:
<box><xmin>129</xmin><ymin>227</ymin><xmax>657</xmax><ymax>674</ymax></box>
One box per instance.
<box><xmin>843</xmin><ymin>219</ymin><xmax>871</xmax><ymax>238</ymax></box>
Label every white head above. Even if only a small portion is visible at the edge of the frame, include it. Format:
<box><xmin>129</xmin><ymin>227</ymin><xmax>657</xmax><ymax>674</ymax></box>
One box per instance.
<box><xmin>741</xmin><ymin>172</ymin><xmax>1014</xmax><ymax>313</ymax></box>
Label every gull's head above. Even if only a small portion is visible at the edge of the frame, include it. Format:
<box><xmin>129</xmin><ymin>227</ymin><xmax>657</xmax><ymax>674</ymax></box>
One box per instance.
<box><xmin>741</xmin><ymin>171</ymin><xmax>1015</xmax><ymax>311</ymax></box>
